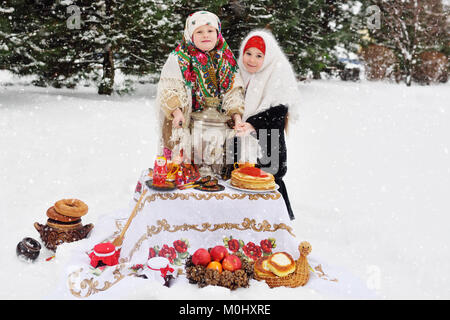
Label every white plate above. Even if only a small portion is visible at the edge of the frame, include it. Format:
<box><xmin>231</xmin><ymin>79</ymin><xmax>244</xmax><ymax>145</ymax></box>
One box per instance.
<box><xmin>223</xmin><ymin>180</ymin><xmax>279</xmax><ymax>193</ymax></box>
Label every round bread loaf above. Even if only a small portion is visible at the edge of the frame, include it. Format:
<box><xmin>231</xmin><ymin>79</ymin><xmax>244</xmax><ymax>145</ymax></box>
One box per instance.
<box><xmin>254</xmin><ymin>256</ymin><xmax>275</xmax><ymax>279</ymax></box>
<box><xmin>267</xmin><ymin>252</ymin><xmax>296</xmax><ymax>277</ymax></box>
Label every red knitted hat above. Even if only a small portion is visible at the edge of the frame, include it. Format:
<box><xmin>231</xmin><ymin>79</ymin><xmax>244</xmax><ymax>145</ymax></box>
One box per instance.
<box><xmin>243</xmin><ymin>36</ymin><xmax>266</xmax><ymax>55</ymax></box>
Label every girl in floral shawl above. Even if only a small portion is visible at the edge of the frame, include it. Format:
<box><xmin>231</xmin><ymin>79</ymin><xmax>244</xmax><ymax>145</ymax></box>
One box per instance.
<box><xmin>156</xmin><ymin>11</ymin><xmax>245</xmax><ymax>161</ymax></box>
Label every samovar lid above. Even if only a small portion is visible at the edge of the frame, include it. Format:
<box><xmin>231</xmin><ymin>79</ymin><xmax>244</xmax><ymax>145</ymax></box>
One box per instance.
<box><xmin>191</xmin><ymin>98</ymin><xmax>229</xmax><ymax>123</ymax></box>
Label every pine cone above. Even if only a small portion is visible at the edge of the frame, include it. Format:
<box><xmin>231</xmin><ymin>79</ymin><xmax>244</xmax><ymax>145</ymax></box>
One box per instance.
<box><xmin>241</xmin><ymin>259</ymin><xmax>255</xmax><ymax>279</ymax></box>
<box><xmin>219</xmin><ymin>270</ymin><xmax>234</xmax><ymax>288</ymax></box>
<box><xmin>186</xmin><ymin>264</ymin><xmax>206</xmax><ymax>284</ymax></box>
<box><xmin>234</xmin><ymin>269</ymin><xmax>249</xmax><ymax>288</ymax></box>
<box><xmin>185</xmin><ymin>255</ymin><xmax>194</xmax><ymax>268</ymax></box>
<box><xmin>205</xmin><ymin>269</ymin><xmax>220</xmax><ymax>286</ymax></box>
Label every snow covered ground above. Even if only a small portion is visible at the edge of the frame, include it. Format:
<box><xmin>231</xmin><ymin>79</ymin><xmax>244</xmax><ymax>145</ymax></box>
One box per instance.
<box><xmin>1</xmin><ymin>70</ymin><xmax>449</xmax><ymax>299</ymax></box>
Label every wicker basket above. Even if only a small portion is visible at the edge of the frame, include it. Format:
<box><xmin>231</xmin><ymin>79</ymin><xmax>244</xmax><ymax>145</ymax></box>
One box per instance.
<box><xmin>254</xmin><ymin>241</ymin><xmax>312</xmax><ymax>288</ymax></box>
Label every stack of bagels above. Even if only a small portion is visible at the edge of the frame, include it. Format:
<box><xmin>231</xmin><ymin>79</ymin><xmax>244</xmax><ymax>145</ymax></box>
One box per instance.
<box><xmin>35</xmin><ymin>198</ymin><xmax>93</xmax><ymax>251</ymax></box>
<box><xmin>46</xmin><ymin>199</ymin><xmax>88</xmax><ymax>230</ymax></box>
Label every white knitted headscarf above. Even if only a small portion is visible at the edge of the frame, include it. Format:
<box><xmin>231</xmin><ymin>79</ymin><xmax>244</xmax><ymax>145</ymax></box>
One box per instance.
<box><xmin>183</xmin><ymin>11</ymin><xmax>220</xmax><ymax>45</ymax></box>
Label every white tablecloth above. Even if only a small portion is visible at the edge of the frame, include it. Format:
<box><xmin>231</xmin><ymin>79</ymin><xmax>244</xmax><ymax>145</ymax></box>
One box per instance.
<box><xmin>121</xmin><ymin>183</ymin><xmax>298</xmax><ymax>266</ymax></box>
<box><xmin>49</xmin><ymin>181</ymin><xmax>377</xmax><ymax>299</ymax></box>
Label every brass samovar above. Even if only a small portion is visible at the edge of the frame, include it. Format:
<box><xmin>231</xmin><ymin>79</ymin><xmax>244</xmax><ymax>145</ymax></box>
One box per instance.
<box><xmin>190</xmin><ymin>97</ymin><xmax>230</xmax><ymax>177</ymax></box>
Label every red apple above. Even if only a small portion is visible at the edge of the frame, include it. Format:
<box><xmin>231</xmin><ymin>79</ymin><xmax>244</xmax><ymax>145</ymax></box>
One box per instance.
<box><xmin>222</xmin><ymin>255</ymin><xmax>242</xmax><ymax>272</ymax></box>
<box><xmin>192</xmin><ymin>248</ymin><xmax>211</xmax><ymax>266</ymax></box>
<box><xmin>210</xmin><ymin>245</ymin><xmax>229</xmax><ymax>262</ymax></box>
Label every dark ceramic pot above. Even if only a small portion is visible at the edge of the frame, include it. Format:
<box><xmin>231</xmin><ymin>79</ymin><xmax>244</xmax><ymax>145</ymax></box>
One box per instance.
<box><xmin>16</xmin><ymin>237</ymin><xmax>41</xmax><ymax>262</ymax></box>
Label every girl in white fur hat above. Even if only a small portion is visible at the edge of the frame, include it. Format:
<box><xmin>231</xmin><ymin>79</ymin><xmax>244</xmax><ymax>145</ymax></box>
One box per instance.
<box><xmin>236</xmin><ymin>29</ymin><xmax>301</xmax><ymax>220</ymax></box>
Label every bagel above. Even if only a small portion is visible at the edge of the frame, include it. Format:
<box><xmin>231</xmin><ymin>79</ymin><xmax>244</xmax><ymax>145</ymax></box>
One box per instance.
<box><xmin>54</xmin><ymin>199</ymin><xmax>88</xmax><ymax>218</ymax></box>
<box><xmin>46</xmin><ymin>218</ymin><xmax>82</xmax><ymax>230</ymax></box>
<box><xmin>46</xmin><ymin>206</ymin><xmax>80</xmax><ymax>223</ymax></box>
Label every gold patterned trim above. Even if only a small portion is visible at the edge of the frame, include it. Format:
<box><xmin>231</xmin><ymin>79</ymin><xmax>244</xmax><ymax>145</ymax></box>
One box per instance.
<box><xmin>135</xmin><ymin>192</ymin><xmax>282</xmax><ymax>207</ymax></box>
<box><xmin>68</xmin><ymin>265</ymin><xmax>127</xmax><ymax>299</ymax></box>
<box><xmin>311</xmin><ymin>264</ymin><xmax>339</xmax><ymax>282</ymax></box>
<box><xmin>146</xmin><ymin>218</ymin><xmax>295</xmax><ymax>235</ymax></box>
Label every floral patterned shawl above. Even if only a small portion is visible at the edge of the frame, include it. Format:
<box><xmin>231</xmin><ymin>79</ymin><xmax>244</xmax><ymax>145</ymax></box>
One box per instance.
<box><xmin>173</xmin><ymin>11</ymin><xmax>238</xmax><ymax>112</ymax></box>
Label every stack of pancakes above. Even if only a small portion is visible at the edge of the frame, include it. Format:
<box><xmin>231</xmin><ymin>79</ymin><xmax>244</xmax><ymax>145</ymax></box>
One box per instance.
<box><xmin>46</xmin><ymin>202</ymin><xmax>87</xmax><ymax>230</ymax></box>
<box><xmin>231</xmin><ymin>167</ymin><xmax>275</xmax><ymax>190</ymax></box>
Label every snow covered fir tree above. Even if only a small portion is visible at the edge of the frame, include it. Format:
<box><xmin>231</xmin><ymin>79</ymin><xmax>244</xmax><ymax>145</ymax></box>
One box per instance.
<box><xmin>0</xmin><ymin>0</ymin><xmax>179</xmax><ymax>94</ymax></box>
<box><xmin>360</xmin><ymin>0</ymin><xmax>448</xmax><ymax>86</ymax></box>
<box><xmin>0</xmin><ymin>0</ymin><xmax>448</xmax><ymax>93</ymax></box>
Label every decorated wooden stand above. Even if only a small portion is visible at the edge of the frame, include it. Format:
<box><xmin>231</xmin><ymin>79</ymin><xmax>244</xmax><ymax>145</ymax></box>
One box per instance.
<box><xmin>34</xmin><ymin>199</ymin><xmax>93</xmax><ymax>251</ymax></box>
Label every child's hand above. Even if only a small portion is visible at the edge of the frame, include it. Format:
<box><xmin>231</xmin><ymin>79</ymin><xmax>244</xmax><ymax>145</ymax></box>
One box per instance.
<box><xmin>232</xmin><ymin>113</ymin><xmax>243</xmax><ymax>128</ymax></box>
<box><xmin>234</xmin><ymin>121</ymin><xmax>245</xmax><ymax>133</ymax></box>
<box><xmin>232</xmin><ymin>113</ymin><xmax>247</xmax><ymax>135</ymax></box>
<box><xmin>236</xmin><ymin>122</ymin><xmax>255</xmax><ymax>137</ymax></box>
<box><xmin>172</xmin><ymin>108</ymin><xmax>185</xmax><ymax>128</ymax></box>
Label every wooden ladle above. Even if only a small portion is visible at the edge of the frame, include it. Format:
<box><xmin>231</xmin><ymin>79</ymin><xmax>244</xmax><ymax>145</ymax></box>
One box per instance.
<box><xmin>112</xmin><ymin>189</ymin><xmax>147</xmax><ymax>248</ymax></box>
